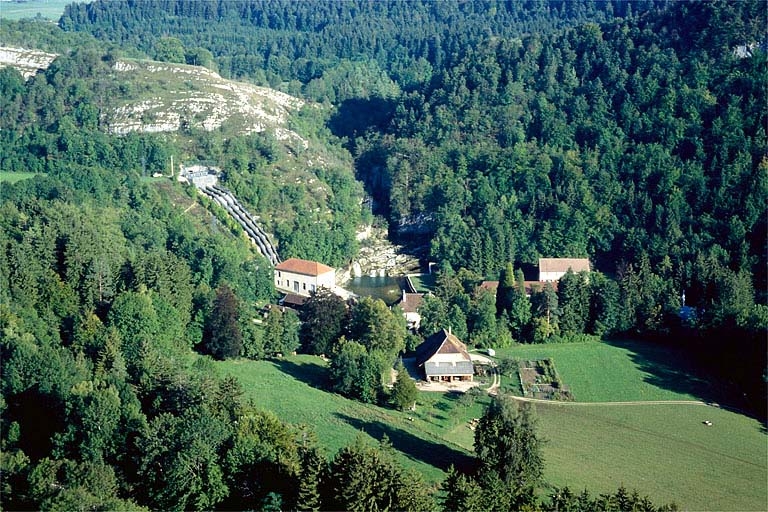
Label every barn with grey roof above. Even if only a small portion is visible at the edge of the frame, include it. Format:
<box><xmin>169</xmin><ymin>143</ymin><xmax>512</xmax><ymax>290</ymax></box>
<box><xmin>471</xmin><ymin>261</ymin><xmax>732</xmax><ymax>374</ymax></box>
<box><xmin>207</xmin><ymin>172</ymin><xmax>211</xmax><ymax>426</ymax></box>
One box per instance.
<box><xmin>415</xmin><ymin>329</ymin><xmax>474</xmax><ymax>382</ymax></box>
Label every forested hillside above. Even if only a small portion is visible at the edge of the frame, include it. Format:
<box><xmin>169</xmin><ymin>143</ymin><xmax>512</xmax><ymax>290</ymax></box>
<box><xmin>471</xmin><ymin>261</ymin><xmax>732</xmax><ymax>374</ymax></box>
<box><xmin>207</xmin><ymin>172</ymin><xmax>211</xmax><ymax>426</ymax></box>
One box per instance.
<box><xmin>0</xmin><ymin>42</ymin><xmax>367</xmax><ymax>267</ymax></box>
<box><xmin>59</xmin><ymin>0</ymin><xmax>664</xmax><ymax>96</ymax></box>
<box><xmin>359</xmin><ymin>1</ymin><xmax>766</xmax><ymax>278</ymax></box>
<box><xmin>0</xmin><ymin>1</ymin><xmax>766</xmax><ymax>510</ymax></box>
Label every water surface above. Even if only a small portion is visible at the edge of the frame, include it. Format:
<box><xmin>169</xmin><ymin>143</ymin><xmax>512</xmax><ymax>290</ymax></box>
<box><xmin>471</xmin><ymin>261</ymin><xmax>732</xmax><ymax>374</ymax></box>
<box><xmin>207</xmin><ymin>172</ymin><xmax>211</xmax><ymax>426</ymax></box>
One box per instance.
<box><xmin>346</xmin><ymin>275</ymin><xmax>404</xmax><ymax>306</ymax></box>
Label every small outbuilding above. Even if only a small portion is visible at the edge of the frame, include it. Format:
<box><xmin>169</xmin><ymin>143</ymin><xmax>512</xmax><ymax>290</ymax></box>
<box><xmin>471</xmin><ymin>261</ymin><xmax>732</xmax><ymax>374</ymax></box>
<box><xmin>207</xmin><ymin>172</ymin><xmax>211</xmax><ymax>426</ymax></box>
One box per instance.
<box><xmin>415</xmin><ymin>329</ymin><xmax>474</xmax><ymax>382</ymax></box>
<box><xmin>396</xmin><ymin>291</ymin><xmax>424</xmax><ymax>330</ymax></box>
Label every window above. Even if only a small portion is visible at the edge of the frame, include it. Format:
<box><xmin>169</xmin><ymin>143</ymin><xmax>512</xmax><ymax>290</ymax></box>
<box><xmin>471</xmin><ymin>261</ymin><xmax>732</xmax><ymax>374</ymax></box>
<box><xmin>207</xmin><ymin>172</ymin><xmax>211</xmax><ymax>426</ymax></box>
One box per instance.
<box><xmin>294</xmin><ymin>281</ymin><xmax>300</xmax><ymax>292</ymax></box>
<box><xmin>303</xmin><ymin>282</ymin><xmax>306</xmax><ymax>290</ymax></box>
<box><xmin>310</xmin><ymin>284</ymin><xmax>316</xmax><ymax>292</ymax></box>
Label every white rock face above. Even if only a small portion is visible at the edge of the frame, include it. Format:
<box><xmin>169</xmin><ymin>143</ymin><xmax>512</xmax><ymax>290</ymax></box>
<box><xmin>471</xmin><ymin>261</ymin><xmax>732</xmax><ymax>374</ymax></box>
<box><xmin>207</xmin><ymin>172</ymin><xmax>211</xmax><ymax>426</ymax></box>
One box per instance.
<box><xmin>105</xmin><ymin>59</ymin><xmax>309</xmax><ymax>145</ymax></box>
<box><xmin>0</xmin><ymin>47</ymin><xmax>58</xmax><ymax>79</ymax></box>
<box><xmin>0</xmin><ymin>47</ymin><xmax>310</xmax><ymax>145</ymax></box>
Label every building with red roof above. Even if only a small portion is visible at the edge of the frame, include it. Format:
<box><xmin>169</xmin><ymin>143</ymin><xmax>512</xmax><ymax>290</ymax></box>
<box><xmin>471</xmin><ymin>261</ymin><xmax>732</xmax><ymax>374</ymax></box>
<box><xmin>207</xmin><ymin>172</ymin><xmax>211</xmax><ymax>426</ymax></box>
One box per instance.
<box><xmin>274</xmin><ymin>258</ymin><xmax>336</xmax><ymax>297</ymax></box>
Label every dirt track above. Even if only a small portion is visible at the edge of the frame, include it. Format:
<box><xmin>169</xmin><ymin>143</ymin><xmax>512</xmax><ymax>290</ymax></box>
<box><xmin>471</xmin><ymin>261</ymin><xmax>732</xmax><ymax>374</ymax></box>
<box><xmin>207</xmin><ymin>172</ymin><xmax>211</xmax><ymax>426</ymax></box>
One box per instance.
<box><xmin>508</xmin><ymin>396</ymin><xmax>712</xmax><ymax>406</ymax></box>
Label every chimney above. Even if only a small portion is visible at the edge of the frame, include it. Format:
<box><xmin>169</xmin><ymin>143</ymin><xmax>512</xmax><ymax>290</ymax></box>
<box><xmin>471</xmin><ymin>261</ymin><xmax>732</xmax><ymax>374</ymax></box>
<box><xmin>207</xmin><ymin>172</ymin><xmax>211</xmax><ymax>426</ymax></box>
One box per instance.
<box><xmin>448</xmin><ymin>325</ymin><xmax>452</xmax><ymax>335</ymax></box>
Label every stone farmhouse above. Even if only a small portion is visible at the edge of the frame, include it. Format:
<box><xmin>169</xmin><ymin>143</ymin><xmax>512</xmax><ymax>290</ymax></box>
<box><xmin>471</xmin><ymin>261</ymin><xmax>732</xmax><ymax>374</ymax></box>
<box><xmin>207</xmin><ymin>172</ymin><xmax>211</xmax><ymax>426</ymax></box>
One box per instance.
<box><xmin>415</xmin><ymin>329</ymin><xmax>474</xmax><ymax>382</ymax></box>
<box><xmin>274</xmin><ymin>258</ymin><xmax>335</xmax><ymax>297</ymax></box>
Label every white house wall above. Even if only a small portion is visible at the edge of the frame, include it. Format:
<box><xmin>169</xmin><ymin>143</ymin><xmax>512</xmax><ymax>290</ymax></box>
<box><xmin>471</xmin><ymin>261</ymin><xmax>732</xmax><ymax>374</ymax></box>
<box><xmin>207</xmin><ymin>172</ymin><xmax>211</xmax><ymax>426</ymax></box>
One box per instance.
<box><xmin>275</xmin><ymin>270</ymin><xmax>335</xmax><ymax>297</ymax></box>
<box><xmin>404</xmin><ymin>312</ymin><xmax>421</xmax><ymax>330</ymax></box>
<box><xmin>540</xmin><ymin>271</ymin><xmax>565</xmax><ymax>282</ymax></box>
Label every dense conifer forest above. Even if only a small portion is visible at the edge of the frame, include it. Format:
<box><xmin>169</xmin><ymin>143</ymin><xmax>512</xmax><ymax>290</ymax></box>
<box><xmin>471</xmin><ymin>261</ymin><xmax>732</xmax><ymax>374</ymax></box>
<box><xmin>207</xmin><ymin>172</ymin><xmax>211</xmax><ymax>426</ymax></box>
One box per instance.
<box><xmin>0</xmin><ymin>0</ymin><xmax>765</xmax><ymax>509</ymax></box>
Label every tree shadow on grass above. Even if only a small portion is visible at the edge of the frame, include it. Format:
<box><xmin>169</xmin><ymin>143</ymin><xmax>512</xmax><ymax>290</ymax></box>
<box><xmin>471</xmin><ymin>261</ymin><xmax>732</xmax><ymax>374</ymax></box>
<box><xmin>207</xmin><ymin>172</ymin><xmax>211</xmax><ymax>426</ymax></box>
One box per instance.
<box><xmin>334</xmin><ymin>412</ymin><xmax>475</xmax><ymax>474</ymax></box>
<box><xmin>603</xmin><ymin>339</ymin><xmax>735</xmax><ymax>408</ymax></box>
<box><xmin>434</xmin><ymin>392</ymin><xmax>462</xmax><ymax>412</ymax></box>
<box><xmin>270</xmin><ymin>357</ymin><xmax>329</xmax><ymax>390</ymax></box>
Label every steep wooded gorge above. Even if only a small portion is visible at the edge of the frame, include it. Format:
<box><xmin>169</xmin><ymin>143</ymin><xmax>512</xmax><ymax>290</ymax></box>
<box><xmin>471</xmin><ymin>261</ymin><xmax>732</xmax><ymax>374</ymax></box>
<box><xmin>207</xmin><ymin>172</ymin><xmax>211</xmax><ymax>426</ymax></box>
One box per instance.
<box><xmin>0</xmin><ymin>1</ymin><xmax>765</xmax><ymax>510</ymax></box>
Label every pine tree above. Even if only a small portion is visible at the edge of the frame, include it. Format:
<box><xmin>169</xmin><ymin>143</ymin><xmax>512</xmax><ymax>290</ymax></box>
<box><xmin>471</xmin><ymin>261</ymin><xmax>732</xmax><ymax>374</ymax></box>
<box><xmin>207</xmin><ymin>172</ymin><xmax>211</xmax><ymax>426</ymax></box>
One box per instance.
<box><xmin>206</xmin><ymin>284</ymin><xmax>242</xmax><ymax>360</ymax></box>
<box><xmin>558</xmin><ymin>270</ymin><xmax>590</xmax><ymax>336</ymax></box>
<box><xmin>507</xmin><ymin>269</ymin><xmax>532</xmax><ymax>341</ymax></box>
<box><xmin>440</xmin><ymin>466</ymin><xmax>484</xmax><ymax>512</ymax></box>
<box><xmin>496</xmin><ymin>262</ymin><xmax>516</xmax><ymax>316</ymax></box>
<box><xmin>531</xmin><ymin>283</ymin><xmax>560</xmax><ymax>342</ymax></box>
<box><xmin>296</xmin><ymin>446</ymin><xmax>325</xmax><ymax>512</ymax></box>
<box><xmin>390</xmin><ymin>360</ymin><xmax>418</xmax><ymax>411</ymax></box>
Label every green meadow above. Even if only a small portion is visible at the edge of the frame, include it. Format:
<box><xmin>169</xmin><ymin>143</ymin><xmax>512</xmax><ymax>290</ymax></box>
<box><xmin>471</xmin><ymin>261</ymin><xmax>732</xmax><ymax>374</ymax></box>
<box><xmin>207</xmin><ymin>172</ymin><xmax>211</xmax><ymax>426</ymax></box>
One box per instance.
<box><xmin>407</xmin><ymin>273</ymin><xmax>436</xmax><ymax>293</ymax></box>
<box><xmin>535</xmin><ymin>402</ymin><xmax>766</xmax><ymax>511</ymax></box>
<box><xmin>492</xmin><ymin>340</ymin><xmax>721</xmax><ymax>403</ymax></box>
<box><xmin>0</xmin><ymin>0</ymin><xmax>69</xmax><ymax>20</ymax></box>
<box><xmin>216</xmin><ymin>340</ymin><xmax>767</xmax><ymax>511</ymax></box>
<box><xmin>214</xmin><ymin>355</ymin><xmax>474</xmax><ymax>485</ymax></box>
<box><xmin>0</xmin><ymin>172</ymin><xmax>39</xmax><ymax>184</ymax></box>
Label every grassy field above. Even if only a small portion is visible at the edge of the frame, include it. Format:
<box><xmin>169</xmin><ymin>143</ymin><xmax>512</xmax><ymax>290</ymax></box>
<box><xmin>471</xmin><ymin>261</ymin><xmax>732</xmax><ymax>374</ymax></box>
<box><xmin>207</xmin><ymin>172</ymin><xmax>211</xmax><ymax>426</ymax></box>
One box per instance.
<box><xmin>492</xmin><ymin>340</ymin><xmax>722</xmax><ymax>403</ymax></box>
<box><xmin>535</xmin><ymin>402</ymin><xmax>766</xmax><ymax>511</ymax></box>
<box><xmin>0</xmin><ymin>172</ymin><xmax>38</xmax><ymax>184</ymax></box>
<box><xmin>0</xmin><ymin>0</ymin><xmax>69</xmax><ymax>20</ymax></box>
<box><xmin>215</xmin><ymin>355</ymin><xmax>475</xmax><ymax>485</ymax></box>
<box><xmin>216</xmin><ymin>344</ymin><xmax>767</xmax><ymax>511</ymax></box>
<box><xmin>407</xmin><ymin>273</ymin><xmax>436</xmax><ymax>292</ymax></box>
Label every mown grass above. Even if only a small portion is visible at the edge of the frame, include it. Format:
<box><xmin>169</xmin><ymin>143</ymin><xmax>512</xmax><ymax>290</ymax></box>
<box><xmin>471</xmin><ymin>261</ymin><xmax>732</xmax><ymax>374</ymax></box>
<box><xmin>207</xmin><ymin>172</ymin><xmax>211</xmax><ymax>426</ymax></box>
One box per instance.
<box><xmin>215</xmin><ymin>355</ymin><xmax>474</xmax><ymax>485</ymax></box>
<box><xmin>492</xmin><ymin>340</ymin><xmax>720</xmax><ymax>403</ymax></box>
<box><xmin>0</xmin><ymin>0</ymin><xmax>69</xmax><ymax>20</ymax></box>
<box><xmin>216</xmin><ymin>347</ymin><xmax>767</xmax><ymax>511</ymax></box>
<box><xmin>535</xmin><ymin>402</ymin><xmax>767</xmax><ymax>511</ymax></box>
<box><xmin>0</xmin><ymin>172</ymin><xmax>38</xmax><ymax>184</ymax></box>
<box><xmin>407</xmin><ymin>273</ymin><xmax>436</xmax><ymax>292</ymax></box>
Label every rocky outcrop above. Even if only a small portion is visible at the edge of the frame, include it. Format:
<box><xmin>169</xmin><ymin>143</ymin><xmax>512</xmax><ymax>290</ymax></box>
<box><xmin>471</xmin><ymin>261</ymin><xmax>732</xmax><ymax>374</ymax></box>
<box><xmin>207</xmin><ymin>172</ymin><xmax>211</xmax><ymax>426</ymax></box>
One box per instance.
<box><xmin>104</xmin><ymin>59</ymin><xmax>310</xmax><ymax>145</ymax></box>
<box><xmin>0</xmin><ymin>47</ymin><xmax>57</xmax><ymax>79</ymax></box>
<box><xmin>0</xmin><ymin>46</ymin><xmax>329</xmax><ymax>178</ymax></box>
<box><xmin>0</xmin><ymin>46</ymin><xmax>311</xmax><ymax>144</ymax></box>
<box><xmin>339</xmin><ymin>227</ymin><xmax>420</xmax><ymax>282</ymax></box>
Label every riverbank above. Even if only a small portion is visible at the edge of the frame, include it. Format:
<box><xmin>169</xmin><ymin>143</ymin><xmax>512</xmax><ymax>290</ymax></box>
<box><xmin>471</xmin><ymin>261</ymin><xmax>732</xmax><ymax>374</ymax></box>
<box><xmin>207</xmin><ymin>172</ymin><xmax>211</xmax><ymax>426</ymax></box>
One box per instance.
<box><xmin>337</xmin><ymin>226</ymin><xmax>421</xmax><ymax>283</ymax></box>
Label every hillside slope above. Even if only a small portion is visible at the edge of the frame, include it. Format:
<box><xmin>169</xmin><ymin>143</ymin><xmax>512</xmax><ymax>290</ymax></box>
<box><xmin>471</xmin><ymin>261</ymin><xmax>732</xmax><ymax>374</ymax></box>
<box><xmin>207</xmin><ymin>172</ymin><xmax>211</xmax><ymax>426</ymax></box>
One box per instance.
<box><xmin>1</xmin><ymin>46</ymin><xmax>308</xmax><ymax>144</ymax></box>
<box><xmin>106</xmin><ymin>59</ymin><xmax>307</xmax><ymax>145</ymax></box>
<box><xmin>0</xmin><ymin>46</ymin><xmax>365</xmax><ymax>266</ymax></box>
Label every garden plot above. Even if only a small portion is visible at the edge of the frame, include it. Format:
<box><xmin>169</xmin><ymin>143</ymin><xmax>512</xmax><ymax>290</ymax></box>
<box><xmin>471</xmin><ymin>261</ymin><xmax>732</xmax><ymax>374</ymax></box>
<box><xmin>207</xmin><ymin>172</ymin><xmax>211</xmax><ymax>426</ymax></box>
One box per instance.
<box><xmin>518</xmin><ymin>359</ymin><xmax>573</xmax><ymax>401</ymax></box>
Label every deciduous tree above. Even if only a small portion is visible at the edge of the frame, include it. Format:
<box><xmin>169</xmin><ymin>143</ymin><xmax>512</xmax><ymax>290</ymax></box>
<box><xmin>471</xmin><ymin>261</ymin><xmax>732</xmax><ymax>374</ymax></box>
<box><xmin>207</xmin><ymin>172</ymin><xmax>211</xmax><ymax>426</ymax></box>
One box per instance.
<box><xmin>349</xmin><ymin>296</ymin><xmax>406</xmax><ymax>356</ymax></box>
<box><xmin>474</xmin><ymin>395</ymin><xmax>543</xmax><ymax>506</ymax></box>
<box><xmin>299</xmin><ymin>288</ymin><xmax>348</xmax><ymax>355</ymax></box>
